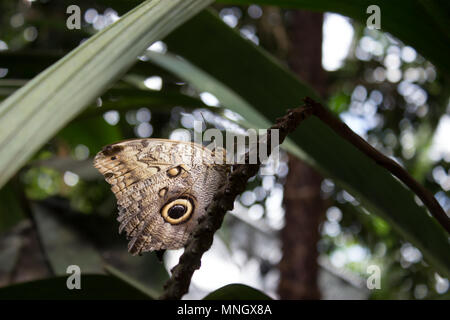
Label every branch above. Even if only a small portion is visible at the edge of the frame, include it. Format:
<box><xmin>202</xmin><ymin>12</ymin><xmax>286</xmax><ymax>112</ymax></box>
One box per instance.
<box><xmin>304</xmin><ymin>97</ymin><xmax>450</xmax><ymax>234</ymax></box>
<box><xmin>159</xmin><ymin>97</ymin><xmax>449</xmax><ymax>300</ymax></box>
<box><xmin>159</xmin><ymin>106</ymin><xmax>313</xmax><ymax>300</ymax></box>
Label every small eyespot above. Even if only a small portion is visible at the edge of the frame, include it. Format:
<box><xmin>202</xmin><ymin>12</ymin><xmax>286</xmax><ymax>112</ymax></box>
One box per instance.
<box><xmin>158</xmin><ymin>187</ymin><xmax>168</xmax><ymax>197</ymax></box>
<box><xmin>161</xmin><ymin>198</ymin><xmax>194</xmax><ymax>224</ymax></box>
<box><xmin>167</xmin><ymin>166</ymin><xmax>181</xmax><ymax>177</ymax></box>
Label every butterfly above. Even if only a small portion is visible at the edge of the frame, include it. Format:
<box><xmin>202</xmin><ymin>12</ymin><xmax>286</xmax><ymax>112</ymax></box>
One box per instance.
<box><xmin>94</xmin><ymin>138</ymin><xmax>229</xmax><ymax>255</ymax></box>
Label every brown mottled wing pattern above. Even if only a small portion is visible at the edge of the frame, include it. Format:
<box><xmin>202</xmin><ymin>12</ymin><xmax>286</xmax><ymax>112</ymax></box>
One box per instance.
<box><xmin>93</xmin><ymin>138</ymin><xmax>228</xmax><ymax>255</ymax></box>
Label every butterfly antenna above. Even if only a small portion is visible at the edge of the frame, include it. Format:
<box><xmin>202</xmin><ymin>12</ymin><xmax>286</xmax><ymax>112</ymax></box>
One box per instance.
<box><xmin>200</xmin><ymin>111</ymin><xmax>207</xmax><ymax>129</ymax></box>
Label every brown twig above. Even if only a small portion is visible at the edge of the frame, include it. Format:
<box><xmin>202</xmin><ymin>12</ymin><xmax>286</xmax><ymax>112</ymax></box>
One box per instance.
<box><xmin>304</xmin><ymin>97</ymin><xmax>450</xmax><ymax>234</ymax></box>
<box><xmin>159</xmin><ymin>106</ymin><xmax>313</xmax><ymax>300</ymax></box>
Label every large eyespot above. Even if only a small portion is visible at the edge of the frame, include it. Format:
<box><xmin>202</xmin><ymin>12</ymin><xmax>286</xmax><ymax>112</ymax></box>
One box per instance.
<box><xmin>161</xmin><ymin>198</ymin><xmax>194</xmax><ymax>224</ymax></box>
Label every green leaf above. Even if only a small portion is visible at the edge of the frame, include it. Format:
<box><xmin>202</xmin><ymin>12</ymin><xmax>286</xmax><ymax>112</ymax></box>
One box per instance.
<box><xmin>82</xmin><ymin>88</ymin><xmax>208</xmax><ymax>117</ymax></box>
<box><xmin>104</xmin><ymin>264</ymin><xmax>159</xmax><ymax>299</ymax></box>
<box><xmin>147</xmin><ymin>52</ymin><xmax>272</xmax><ymax>129</ymax></box>
<box><xmin>0</xmin><ymin>79</ymin><xmax>208</xmax><ymax>117</ymax></box>
<box><xmin>31</xmin><ymin>202</ymin><xmax>104</xmax><ymax>275</ymax></box>
<box><xmin>58</xmin><ymin>117</ymin><xmax>122</xmax><ymax>153</ymax></box>
<box><xmin>31</xmin><ymin>200</ymin><xmax>168</xmax><ymax>297</ymax></box>
<box><xmin>0</xmin><ymin>274</ymin><xmax>152</xmax><ymax>300</ymax></box>
<box><xmin>203</xmin><ymin>283</ymin><xmax>272</xmax><ymax>300</ymax></box>
<box><xmin>217</xmin><ymin>0</ymin><xmax>450</xmax><ymax>73</ymax></box>
<box><xmin>0</xmin><ymin>51</ymin><xmax>177</xmax><ymax>83</ymax></box>
<box><xmin>0</xmin><ymin>0</ymin><xmax>214</xmax><ymax>189</ymax></box>
<box><xmin>329</xmin><ymin>92</ymin><xmax>350</xmax><ymax>114</ymax></box>
<box><xmin>160</xmin><ymin>10</ymin><xmax>450</xmax><ymax>277</ymax></box>
<box><xmin>0</xmin><ymin>183</ymin><xmax>26</xmax><ymax>233</ymax></box>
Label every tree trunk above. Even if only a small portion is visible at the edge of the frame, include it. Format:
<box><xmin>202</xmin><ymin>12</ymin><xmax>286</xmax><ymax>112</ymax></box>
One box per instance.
<box><xmin>278</xmin><ymin>10</ymin><xmax>326</xmax><ymax>300</ymax></box>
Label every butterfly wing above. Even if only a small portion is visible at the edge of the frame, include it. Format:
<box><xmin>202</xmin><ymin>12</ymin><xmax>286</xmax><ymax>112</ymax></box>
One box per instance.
<box><xmin>94</xmin><ymin>138</ymin><xmax>228</xmax><ymax>254</ymax></box>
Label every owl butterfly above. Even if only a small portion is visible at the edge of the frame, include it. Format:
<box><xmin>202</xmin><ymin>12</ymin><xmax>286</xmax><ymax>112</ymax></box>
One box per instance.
<box><xmin>94</xmin><ymin>139</ymin><xmax>229</xmax><ymax>255</ymax></box>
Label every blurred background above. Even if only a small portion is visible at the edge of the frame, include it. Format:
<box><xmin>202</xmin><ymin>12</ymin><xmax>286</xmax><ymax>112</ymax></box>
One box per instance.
<box><xmin>0</xmin><ymin>0</ymin><xmax>449</xmax><ymax>299</ymax></box>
